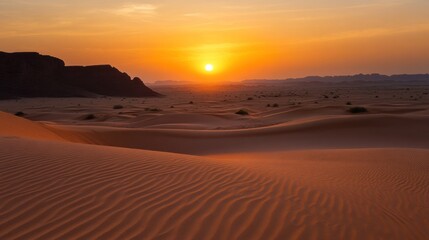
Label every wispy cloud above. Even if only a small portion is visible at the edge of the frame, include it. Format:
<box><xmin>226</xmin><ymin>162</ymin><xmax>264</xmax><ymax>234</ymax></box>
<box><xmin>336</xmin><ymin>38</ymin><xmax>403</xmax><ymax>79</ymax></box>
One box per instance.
<box><xmin>301</xmin><ymin>23</ymin><xmax>429</xmax><ymax>43</ymax></box>
<box><xmin>114</xmin><ymin>3</ymin><xmax>158</xmax><ymax>16</ymax></box>
<box><xmin>221</xmin><ymin>0</ymin><xmax>407</xmax><ymax>17</ymax></box>
<box><xmin>175</xmin><ymin>42</ymin><xmax>262</xmax><ymax>54</ymax></box>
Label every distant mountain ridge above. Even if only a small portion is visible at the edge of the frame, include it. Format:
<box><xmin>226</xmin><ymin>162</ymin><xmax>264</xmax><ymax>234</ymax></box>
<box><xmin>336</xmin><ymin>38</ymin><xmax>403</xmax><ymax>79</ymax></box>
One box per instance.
<box><xmin>0</xmin><ymin>52</ymin><xmax>161</xmax><ymax>98</ymax></box>
<box><xmin>244</xmin><ymin>74</ymin><xmax>429</xmax><ymax>85</ymax></box>
<box><xmin>151</xmin><ymin>80</ymin><xmax>193</xmax><ymax>86</ymax></box>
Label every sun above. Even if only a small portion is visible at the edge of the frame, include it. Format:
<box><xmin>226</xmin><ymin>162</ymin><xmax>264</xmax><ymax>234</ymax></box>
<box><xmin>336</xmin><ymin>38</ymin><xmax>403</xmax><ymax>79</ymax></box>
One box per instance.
<box><xmin>205</xmin><ymin>64</ymin><xmax>214</xmax><ymax>72</ymax></box>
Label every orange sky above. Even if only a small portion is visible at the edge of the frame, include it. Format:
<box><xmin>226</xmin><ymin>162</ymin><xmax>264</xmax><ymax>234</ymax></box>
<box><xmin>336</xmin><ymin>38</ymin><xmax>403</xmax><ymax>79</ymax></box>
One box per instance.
<box><xmin>1</xmin><ymin>0</ymin><xmax>429</xmax><ymax>83</ymax></box>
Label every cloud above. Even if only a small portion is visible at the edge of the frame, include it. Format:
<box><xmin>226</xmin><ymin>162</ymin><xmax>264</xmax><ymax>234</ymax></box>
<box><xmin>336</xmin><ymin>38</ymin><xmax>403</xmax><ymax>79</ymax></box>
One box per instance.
<box><xmin>220</xmin><ymin>0</ymin><xmax>407</xmax><ymax>17</ymax></box>
<box><xmin>302</xmin><ymin>23</ymin><xmax>429</xmax><ymax>43</ymax></box>
<box><xmin>114</xmin><ymin>3</ymin><xmax>158</xmax><ymax>16</ymax></box>
<box><xmin>175</xmin><ymin>42</ymin><xmax>262</xmax><ymax>54</ymax></box>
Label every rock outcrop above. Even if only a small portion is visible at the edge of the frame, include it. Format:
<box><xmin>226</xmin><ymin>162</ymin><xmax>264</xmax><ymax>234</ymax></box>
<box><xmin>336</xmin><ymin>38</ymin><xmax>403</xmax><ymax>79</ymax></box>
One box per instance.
<box><xmin>62</xmin><ymin>65</ymin><xmax>159</xmax><ymax>97</ymax></box>
<box><xmin>0</xmin><ymin>52</ymin><xmax>161</xmax><ymax>98</ymax></box>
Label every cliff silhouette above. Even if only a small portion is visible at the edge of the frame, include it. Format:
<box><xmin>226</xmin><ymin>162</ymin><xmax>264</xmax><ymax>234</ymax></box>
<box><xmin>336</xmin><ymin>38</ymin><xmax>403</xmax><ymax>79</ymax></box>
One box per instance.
<box><xmin>0</xmin><ymin>52</ymin><xmax>161</xmax><ymax>98</ymax></box>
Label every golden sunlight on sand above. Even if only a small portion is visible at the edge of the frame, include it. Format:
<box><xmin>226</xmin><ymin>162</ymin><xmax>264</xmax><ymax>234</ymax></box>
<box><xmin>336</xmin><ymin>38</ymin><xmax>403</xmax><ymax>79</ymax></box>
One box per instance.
<box><xmin>1</xmin><ymin>0</ymin><xmax>429</xmax><ymax>238</ymax></box>
<box><xmin>1</xmin><ymin>82</ymin><xmax>429</xmax><ymax>239</ymax></box>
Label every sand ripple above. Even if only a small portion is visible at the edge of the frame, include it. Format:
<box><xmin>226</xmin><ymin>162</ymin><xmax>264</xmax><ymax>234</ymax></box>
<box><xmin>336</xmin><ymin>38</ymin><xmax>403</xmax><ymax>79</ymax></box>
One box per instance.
<box><xmin>1</xmin><ymin>138</ymin><xmax>428</xmax><ymax>240</ymax></box>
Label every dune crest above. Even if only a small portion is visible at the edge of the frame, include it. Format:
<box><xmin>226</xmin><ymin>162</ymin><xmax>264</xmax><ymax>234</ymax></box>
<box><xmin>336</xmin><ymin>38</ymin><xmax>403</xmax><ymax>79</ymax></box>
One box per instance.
<box><xmin>49</xmin><ymin>113</ymin><xmax>429</xmax><ymax>155</ymax></box>
<box><xmin>0</xmin><ymin>112</ymin><xmax>64</xmax><ymax>141</ymax></box>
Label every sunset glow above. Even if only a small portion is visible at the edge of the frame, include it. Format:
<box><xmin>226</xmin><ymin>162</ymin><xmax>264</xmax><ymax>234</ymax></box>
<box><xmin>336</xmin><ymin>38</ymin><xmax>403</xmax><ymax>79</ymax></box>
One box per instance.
<box><xmin>205</xmin><ymin>64</ymin><xmax>214</xmax><ymax>72</ymax></box>
<box><xmin>1</xmin><ymin>1</ymin><xmax>429</xmax><ymax>238</ymax></box>
<box><xmin>1</xmin><ymin>1</ymin><xmax>429</xmax><ymax>83</ymax></box>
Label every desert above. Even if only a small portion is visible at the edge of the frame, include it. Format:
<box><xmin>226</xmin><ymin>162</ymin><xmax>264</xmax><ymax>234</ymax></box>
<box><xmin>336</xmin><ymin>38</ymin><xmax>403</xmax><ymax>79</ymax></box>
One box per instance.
<box><xmin>2</xmin><ymin>0</ymin><xmax>429</xmax><ymax>239</ymax></box>
<box><xmin>1</xmin><ymin>79</ymin><xmax>429</xmax><ymax>239</ymax></box>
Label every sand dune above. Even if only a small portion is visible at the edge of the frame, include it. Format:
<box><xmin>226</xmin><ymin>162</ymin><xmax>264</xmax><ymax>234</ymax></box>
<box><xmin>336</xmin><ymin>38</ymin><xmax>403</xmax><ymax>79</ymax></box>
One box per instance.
<box><xmin>1</xmin><ymin>82</ymin><xmax>429</xmax><ymax>240</ymax></box>
<box><xmin>0</xmin><ymin>112</ymin><xmax>65</xmax><ymax>141</ymax></box>
<box><xmin>0</xmin><ymin>138</ymin><xmax>428</xmax><ymax>240</ymax></box>
<box><xmin>49</xmin><ymin>114</ymin><xmax>429</xmax><ymax>155</ymax></box>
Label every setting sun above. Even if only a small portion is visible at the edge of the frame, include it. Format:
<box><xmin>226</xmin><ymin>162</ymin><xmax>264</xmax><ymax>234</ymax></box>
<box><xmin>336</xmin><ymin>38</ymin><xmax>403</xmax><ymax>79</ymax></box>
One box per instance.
<box><xmin>205</xmin><ymin>64</ymin><xmax>214</xmax><ymax>72</ymax></box>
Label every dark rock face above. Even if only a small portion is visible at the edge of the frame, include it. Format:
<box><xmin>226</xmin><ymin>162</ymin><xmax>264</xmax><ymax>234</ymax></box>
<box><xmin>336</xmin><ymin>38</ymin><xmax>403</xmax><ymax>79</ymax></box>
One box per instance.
<box><xmin>62</xmin><ymin>65</ymin><xmax>159</xmax><ymax>97</ymax></box>
<box><xmin>0</xmin><ymin>52</ymin><xmax>70</xmax><ymax>97</ymax></box>
<box><xmin>0</xmin><ymin>52</ymin><xmax>161</xmax><ymax>98</ymax></box>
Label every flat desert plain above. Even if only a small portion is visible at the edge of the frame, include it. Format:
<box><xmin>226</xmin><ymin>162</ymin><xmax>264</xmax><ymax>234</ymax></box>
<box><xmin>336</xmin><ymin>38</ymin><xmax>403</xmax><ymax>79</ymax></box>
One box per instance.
<box><xmin>1</xmin><ymin>82</ymin><xmax>429</xmax><ymax>239</ymax></box>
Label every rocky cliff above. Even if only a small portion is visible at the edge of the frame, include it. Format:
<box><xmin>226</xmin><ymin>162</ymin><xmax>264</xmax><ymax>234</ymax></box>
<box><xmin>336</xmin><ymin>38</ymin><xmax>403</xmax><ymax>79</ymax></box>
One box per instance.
<box><xmin>0</xmin><ymin>52</ymin><xmax>161</xmax><ymax>98</ymax></box>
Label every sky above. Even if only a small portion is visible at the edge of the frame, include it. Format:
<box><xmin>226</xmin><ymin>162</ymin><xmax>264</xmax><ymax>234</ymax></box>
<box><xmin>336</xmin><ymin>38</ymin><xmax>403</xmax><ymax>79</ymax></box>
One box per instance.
<box><xmin>1</xmin><ymin>0</ymin><xmax>429</xmax><ymax>83</ymax></box>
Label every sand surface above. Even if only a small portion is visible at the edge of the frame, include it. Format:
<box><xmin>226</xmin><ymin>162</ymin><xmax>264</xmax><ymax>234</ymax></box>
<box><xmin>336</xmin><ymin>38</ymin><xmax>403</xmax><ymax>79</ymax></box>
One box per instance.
<box><xmin>1</xmin><ymin>83</ymin><xmax>429</xmax><ymax>239</ymax></box>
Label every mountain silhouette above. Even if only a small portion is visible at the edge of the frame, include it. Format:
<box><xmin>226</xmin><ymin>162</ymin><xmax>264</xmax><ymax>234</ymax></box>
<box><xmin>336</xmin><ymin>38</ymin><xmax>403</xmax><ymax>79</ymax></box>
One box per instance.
<box><xmin>244</xmin><ymin>73</ymin><xmax>429</xmax><ymax>85</ymax></box>
<box><xmin>0</xmin><ymin>52</ymin><xmax>161</xmax><ymax>98</ymax></box>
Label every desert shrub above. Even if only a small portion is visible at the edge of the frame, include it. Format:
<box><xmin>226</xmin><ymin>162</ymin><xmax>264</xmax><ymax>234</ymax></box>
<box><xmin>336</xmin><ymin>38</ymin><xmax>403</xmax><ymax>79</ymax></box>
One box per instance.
<box><xmin>247</xmin><ymin>97</ymin><xmax>253</xmax><ymax>100</ymax></box>
<box><xmin>15</xmin><ymin>111</ymin><xmax>25</xmax><ymax>117</ymax></box>
<box><xmin>145</xmin><ymin>108</ymin><xmax>162</xmax><ymax>112</ymax></box>
<box><xmin>346</xmin><ymin>101</ymin><xmax>352</xmax><ymax>105</ymax></box>
<box><xmin>113</xmin><ymin>105</ymin><xmax>124</xmax><ymax>109</ymax></box>
<box><xmin>348</xmin><ymin>107</ymin><xmax>368</xmax><ymax>114</ymax></box>
<box><xmin>84</xmin><ymin>114</ymin><xmax>96</xmax><ymax>120</ymax></box>
<box><xmin>272</xmin><ymin>103</ymin><xmax>279</xmax><ymax>107</ymax></box>
<box><xmin>266</xmin><ymin>104</ymin><xmax>271</xmax><ymax>107</ymax></box>
<box><xmin>189</xmin><ymin>101</ymin><xmax>194</xmax><ymax>104</ymax></box>
<box><xmin>236</xmin><ymin>109</ymin><xmax>249</xmax><ymax>115</ymax></box>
